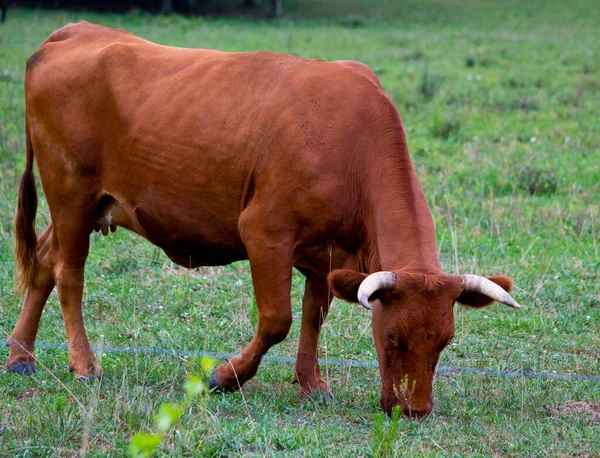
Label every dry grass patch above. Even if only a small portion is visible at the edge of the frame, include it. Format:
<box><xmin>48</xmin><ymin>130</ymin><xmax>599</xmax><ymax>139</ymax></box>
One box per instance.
<box><xmin>545</xmin><ymin>401</ymin><xmax>600</xmax><ymax>424</ymax></box>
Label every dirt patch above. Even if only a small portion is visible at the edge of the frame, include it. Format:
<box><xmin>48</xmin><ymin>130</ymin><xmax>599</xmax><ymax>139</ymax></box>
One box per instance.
<box><xmin>15</xmin><ymin>388</ymin><xmax>42</xmax><ymax>402</ymax></box>
<box><xmin>545</xmin><ymin>401</ymin><xmax>600</xmax><ymax>424</ymax></box>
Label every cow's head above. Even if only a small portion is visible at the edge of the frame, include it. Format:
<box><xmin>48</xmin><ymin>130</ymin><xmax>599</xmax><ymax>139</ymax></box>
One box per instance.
<box><xmin>328</xmin><ymin>269</ymin><xmax>519</xmax><ymax>420</ymax></box>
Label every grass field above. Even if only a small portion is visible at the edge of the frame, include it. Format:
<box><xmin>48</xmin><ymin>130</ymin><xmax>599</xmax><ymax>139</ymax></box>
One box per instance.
<box><xmin>0</xmin><ymin>1</ymin><xmax>599</xmax><ymax>456</ymax></box>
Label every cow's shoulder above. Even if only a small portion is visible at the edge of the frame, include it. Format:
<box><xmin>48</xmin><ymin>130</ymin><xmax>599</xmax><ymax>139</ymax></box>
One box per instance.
<box><xmin>334</xmin><ymin>60</ymin><xmax>383</xmax><ymax>89</ymax></box>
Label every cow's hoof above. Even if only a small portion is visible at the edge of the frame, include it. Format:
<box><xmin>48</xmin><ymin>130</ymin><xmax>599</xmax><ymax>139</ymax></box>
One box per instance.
<box><xmin>6</xmin><ymin>360</ymin><xmax>37</xmax><ymax>375</ymax></box>
<box><xmin>209</xmin><ymin>371</ymin><xmax>240</xmax><ymax>393</ymax></box>
<box><xmin>209</xmin><ymin>371</ymin><xmax>222</xmax><ymax>392</ymax></box>
<box><xmin>77</xmin><ymin>373</ymin><xmax>103</xmax><ymax>383</ymax></box>
<box><xmin>71</xmin><ymin>363</ymin><xmax>103</xmax><ymax>382</ymax></box>
<box><xmin>300</xmin><ymin>385</ymin><xmax>334</xmax><ymax>404</ymax></box>
<box><xmin>321</xmin><ymin>390</ymin><xmax>334</xmax><ymax>403</ymax></box>
<box><xmin>309</xmin><ymin>389</ymin><xmax>334</xmax><ymax>404</ymax></box>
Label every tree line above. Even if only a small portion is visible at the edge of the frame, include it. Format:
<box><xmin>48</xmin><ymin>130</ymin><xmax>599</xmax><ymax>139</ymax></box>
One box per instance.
<box><xmin>0</xmin><ymin>0</ymin><xmax>283</xmax><ymax>21</ymax></box>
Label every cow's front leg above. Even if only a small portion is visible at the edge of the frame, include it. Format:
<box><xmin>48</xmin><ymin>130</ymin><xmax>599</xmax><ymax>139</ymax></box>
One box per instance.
<box><xmin>210</xmin><ymin>217</ymin><xmax>293</xmax><ymax>392</ymax></box>
<box><xmin>7</xmin><ymin>226</ymin><xmax>55</xmax><ymax>375</ymax></box>
<box><xmin>293</xmin><ymin>272</ymin><xmax>333</xmax><ymax>401</ymax></box>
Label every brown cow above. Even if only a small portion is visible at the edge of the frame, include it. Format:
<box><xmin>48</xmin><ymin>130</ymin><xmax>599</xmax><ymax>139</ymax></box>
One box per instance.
<box><xmin>9</xmin><ymin>22</ymin><xmax>520</xmax><ymax>419</ymax></box>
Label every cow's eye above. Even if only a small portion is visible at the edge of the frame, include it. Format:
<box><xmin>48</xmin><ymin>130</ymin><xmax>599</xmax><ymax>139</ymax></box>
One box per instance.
<box><xmin>386</xmin><ymin>330</ymin><xmax>395</xmax><ymax>343</ymax></box>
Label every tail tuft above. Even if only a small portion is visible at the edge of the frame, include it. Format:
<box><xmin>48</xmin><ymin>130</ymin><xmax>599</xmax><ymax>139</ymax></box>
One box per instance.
<box><xmin>14</xmin><ymin>125</ymin><xmax>38</xmax><ymax>295</ymax></box>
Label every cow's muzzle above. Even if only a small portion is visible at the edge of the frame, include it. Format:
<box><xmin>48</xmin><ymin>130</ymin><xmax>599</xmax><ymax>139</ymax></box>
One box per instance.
<box><xmin>381</xmin><ymin>398</ymin><xmax>433</xmax><ymax>421</ymax></box>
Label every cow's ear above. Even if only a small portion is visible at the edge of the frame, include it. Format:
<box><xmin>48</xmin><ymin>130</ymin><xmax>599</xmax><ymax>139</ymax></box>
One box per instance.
<box><xmin>458</xmin><ymin>275</ymin><xmax>514</xmax><ymax>308</ymax></box>
<box><xmin>327</xmin><ymin>269</ymin><xmax>367</xmax><ymax>303</ymax></box>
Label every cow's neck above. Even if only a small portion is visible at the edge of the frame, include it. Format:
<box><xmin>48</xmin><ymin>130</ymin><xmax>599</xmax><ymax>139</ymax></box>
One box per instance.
<box><xmin>361</xmin><ymin>146</ymin><xmax>441</xmax><ymax>274</ymax></box>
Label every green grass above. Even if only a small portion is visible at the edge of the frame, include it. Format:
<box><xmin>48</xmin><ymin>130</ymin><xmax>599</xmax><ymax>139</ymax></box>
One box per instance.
<box><xmin>1</xmin><ymin>1</ymin><xmax>599</xmax><ymax>456</ymax></box>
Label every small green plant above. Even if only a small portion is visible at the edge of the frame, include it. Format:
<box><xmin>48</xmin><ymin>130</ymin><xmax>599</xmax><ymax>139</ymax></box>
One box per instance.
<box><xmin>431</xmin><ymin>113</ymin><xmax>461</xmax><ymax>140</ymax></box>
<box><xmin>372</xmin><ymin>406</ymin><xmax>402</xmax><ymax>458</ymax></box>
<box><xmin>511</xmin><ymin>95</ymin><xmax>540</xmax><ymax>111</ymax></box>
<box><xmin>107</xmin><ymin>257</ymin><xmax>140</xmax><ymax>276</ymax></box>
<box><xmin>516</xmin><ymin>165</ymin><xmax>558</xmax><ymax>195</ymax></box>
<box><xmin>341</xmin><ymin>14</ymin><xmax>366</xmax><ymax>28</ymax></box>
<box><xmin>129</xmin><ymin>357</ymin><xmax>216</xmax><ymax>458</ymax></box>
<box><xmin>401</xmin><ymin>50</ymin><xmax>425</xmax><ymax>62</ymax></box>
<box><xmin>418</xmin><ymin>63</ymin><xmax>441</xmax><ymax>101</ymax></box>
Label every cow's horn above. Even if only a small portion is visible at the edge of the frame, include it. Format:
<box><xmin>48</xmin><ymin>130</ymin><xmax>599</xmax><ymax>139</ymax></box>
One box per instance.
<box><xmin>357</xmin><ymin>272</ymin><xmax>397</xmax><ymax>310</ymax></box>
<box><xmin>461</xmin><ymin>274</ymin><xmax>521</xmax><ymax>309</ymax></box>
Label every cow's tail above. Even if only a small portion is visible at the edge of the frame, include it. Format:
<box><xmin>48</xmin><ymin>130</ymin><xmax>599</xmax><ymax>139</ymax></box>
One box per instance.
<box><xmin>14</xmin><ymin>121</ymin><xmax>38</xmax><ymax>295</ymax></box>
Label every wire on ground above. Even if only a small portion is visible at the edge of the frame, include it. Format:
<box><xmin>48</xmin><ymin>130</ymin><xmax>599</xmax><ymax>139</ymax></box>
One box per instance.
<box><xmin>6</xmin><ymin>341</ymin><xmax>594</xmax><ymax>383</ymax></box>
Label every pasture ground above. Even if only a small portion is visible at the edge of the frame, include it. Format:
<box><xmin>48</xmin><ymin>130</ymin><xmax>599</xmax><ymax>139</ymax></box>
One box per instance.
<box><xmin>0</xmin><ymin>1</ymin><xmax>599</xmax><ymax>456</ymax></box>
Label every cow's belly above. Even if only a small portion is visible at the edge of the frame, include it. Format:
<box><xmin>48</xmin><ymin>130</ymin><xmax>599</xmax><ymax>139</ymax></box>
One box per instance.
<box><xmin>96</xmin><ymin>192</ymin><xmax>358</xmax><ymax>275</ymax></box>
<box><xmin>135</xmin><ymin>202</ymin><xmax>247</xmax><ymax>267</ymax></box>
<box><xmin>95</xmin><ymin>193</ymin><xmax>247</xmax><ymax>268</ymax></box>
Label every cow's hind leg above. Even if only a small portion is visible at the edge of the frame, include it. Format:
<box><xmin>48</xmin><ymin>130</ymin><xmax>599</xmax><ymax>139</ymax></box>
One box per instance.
<box><xmin>31</xmin><ymin>188</ymin><xmax>102</xmax><ymax>380</ymax></box>
<box><xmin>51</xmin><ymin>216</ymin><xmax>101</xmax><ymax>380</ymax></box>
<box><xmin>210</xmin><ymin>210</ymin><xmax>293</xmax><ymax>392</ymax></box>
<box><xmin>293</xmin><ymin>272</ymin><xmax>333</xmax><ymax>401</ymax></box>
<box><xmin>7</xmin><ymin>226</ymin><xmax>55</xmax><ymax>375</ymax></box>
